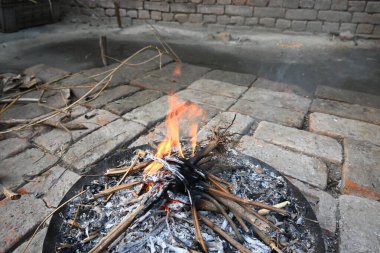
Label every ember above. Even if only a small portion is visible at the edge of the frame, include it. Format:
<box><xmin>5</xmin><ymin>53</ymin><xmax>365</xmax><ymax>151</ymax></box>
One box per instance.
<box><xmin>46</xmin><ymin>95</ymin><xmax>322</xmax><ymax>253</ymax></box>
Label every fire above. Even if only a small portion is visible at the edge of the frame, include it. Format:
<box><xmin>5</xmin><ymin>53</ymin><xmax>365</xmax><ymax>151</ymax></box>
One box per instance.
<box><xmin>145</xmin><ymin>94</ymin><xmax>204</xmax><ymax>174</ymax></box>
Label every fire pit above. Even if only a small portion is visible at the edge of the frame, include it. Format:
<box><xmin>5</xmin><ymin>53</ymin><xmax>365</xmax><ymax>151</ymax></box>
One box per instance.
<box><xmin>43</xmin><ymin>95</ymin><xmax>325</xmax><ymax>253</ymax></box>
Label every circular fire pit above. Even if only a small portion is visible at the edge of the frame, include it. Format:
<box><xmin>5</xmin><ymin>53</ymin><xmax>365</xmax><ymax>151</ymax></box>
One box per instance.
<box><xmin>43</xmin><ymin>144</ymin><xmax>325</xmax><ymax>253</ymax></box>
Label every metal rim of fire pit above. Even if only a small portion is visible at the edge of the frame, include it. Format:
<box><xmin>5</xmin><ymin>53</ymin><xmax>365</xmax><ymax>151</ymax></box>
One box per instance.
<box><xmin>43</xmin><ymin>144</ymin><xmax>326</xmax><ymax>253</ymax></box>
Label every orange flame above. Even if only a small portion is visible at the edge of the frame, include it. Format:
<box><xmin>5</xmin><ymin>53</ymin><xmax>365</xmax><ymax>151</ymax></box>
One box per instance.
<box><xmin>145</xmin><ymin>94</ymin><xmax>204</xmax><ymax>174</ymax></box>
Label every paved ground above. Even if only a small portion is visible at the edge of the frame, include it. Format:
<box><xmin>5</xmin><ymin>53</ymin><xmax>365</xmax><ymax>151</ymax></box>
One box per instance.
<box><xmin>1</xmin><ymin>25</ymin><xmax>380</xmax><ymax>253</ymax></box>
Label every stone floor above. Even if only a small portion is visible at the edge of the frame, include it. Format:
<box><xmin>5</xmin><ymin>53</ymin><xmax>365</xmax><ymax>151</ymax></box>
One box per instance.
<box><xmin>1</xmin><ymin>51</ymin><xmax>380</xmax><ymax>253</ymax></box>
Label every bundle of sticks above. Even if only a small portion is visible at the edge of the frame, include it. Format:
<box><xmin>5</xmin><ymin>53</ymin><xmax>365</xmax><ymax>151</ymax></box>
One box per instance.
<box><xmin>86</xmin><ymin>136</ymin><xmax>289</xmax><ymax>253</ymax></box>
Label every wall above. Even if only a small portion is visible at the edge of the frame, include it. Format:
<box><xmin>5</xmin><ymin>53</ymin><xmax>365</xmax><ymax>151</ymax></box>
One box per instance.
<box><xmin>62</xmin><ymin>0</ymin><xmax>380</xmax><ymax>35</ymax></box>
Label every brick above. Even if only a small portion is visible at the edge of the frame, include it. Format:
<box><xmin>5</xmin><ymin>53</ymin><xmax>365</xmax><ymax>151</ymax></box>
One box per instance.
<box><xmin>230</xmin><ymin>16</ymin><xmax>245</xmax><ymax>25</ymax></box>
<box><xmin>311</xmin><ymin>98</ymin><xmax>380</xmax><ymax>125</ymax></box>
<box><xmin>0</xmin><ymin>149</ymin><xmax>58</xmax><ymax>189</ymax></box>
<box><xmin>300</xmin><ymin>0</ymin><xmax>314</xmax><ymax>8</ymax></box>
<box><xmin>237</xmin><ymin>137</ymin><xmax>328</xmax><ymax>188</ymax></box>
<box><xmin>23</xmin><ymin>64</ymin><xmax>70</xmax><ymax>84</ymax></box>
<box><xmin>119</xmin><ymin>0</ymin><xmax>143</xmax><ymax>9</ymax></box>
<box><xmin>217</xmin><ymin>15</ymin><xmax>231</xmax><ymax>24</ymax></box>
<box><xmin>162</xmin><ymin>12</ymin><xmax>174</xmax><ymax>21</ymax></box>
<box><xmin>288</xmin><ymin>178</ymin><xmax>337</xmax><ymax>233</ymax></box>
<box><xmin>366</xmin><ymin>1</ymin><xmax>380</xmax><ymax>13</ymax></box>
<box><xmin>254</xmin><ymin>121</ymin><xmax>342</xmax><ymax>164</ymax></box>
<box><xmin>86</xmin><ymin>85</ymin><xmax>140</xmax><ymax>108</ymax></box>
<box><xmin>244</xmin><ymin>17</ymin><xmax>258</xmax><ymax>25</ymax></box>
<box><xmin>105</xmin><ymin>8</ymin><xmax>115</xmax><ymax>16</ymax></box>
<box><xmin>197</xmin><ymin>112</ymin><xmax>255</xmax><ymax>142</ymax></box>
<box><xmin>174</xmin><ymin>13</ymin><xmax>188</xmax><ymax>22</ymax></box>
<box><xmin>331</xmin><ymin>0</ymin><xmax>348</xmax><ymax>10</ymax></box>
<box><xmin>309</xmin><ymin>112</ymin><xmax>380</xmax><ymax>146</ymax></box>
<box><xmin>204</xmin><ymin>0</ymin><xmax>217</xmax><ymax>3</ymax></box>
<box><xmin>63</xmin><ymin>119</ymin><xmax>145</xmax><ymax>171</ymax></box>
<box><xmin>284</xmin><ymin>0</ymin><xmax>299</xmax><ymax>8</ymax></box>
<box><xmin>226</xmin><ymin>5</ymin><xmax>253</xmax><ymax>16</ymax></box>
<box><xmin>0</xmin><ymin>138</ymin><xmax>29</xmax><ymax>160</ymax></box>
<box><xmin>352</xmin><ymin>12</ymin><xmax>380</xmax><ymax>24</ymax></box>
<box><xmin>23</xmin><ymin>166</ymin><xmax>81</xmax><ymax>208</ymax></box>
<box><xmin>144</xmin><ymin>1</ymin><xmax>169</xmax><ymax>12</ymax></box>
<box><xmin>138</xmin><ymin>9</ymin><xmax>150</xmax><ymax>19</ymax></box>
<box><xmin>306</xmin><ymin>21</ymin><xmax>323</xmax><ymax>32</ymax></box>
<box><xmin>202</xmin><ymin>69</ymin><xmax>256</xmax><ymax>87</ymax></box>
<box><xmin>322</xmin><ymin>22</ymin><xmax>340</xmax><ymax>33</ymax></box>
<box><xmin>292</xmin><ymin>20</ymin><xmax>307</xmax><ymax>31</ymax></box>
<box><xmin>339</xmin><ymin>195</ymin><xmax>380</xmax><ymax>253</ymax></box>
<box><xmin>189</xmin><ymin>13</ymin><xmax>203</xmax><ymax>23</ymax></box>
<box><xmin>242</xmin><ymin>87</ymin><xmax>311</xmax><ymax>112</ymax></box>
<box><xmin>374</xmin><ymin>25</ymin><xmax>380</xmax><ymax>34</ymax></box>
<box><xmin>218</xmin><ymin>0</ymin><xmax>232</xmax><ymax>3</ymax></box>
<box><xmin>99</xmin><ymin>0</ymin><xmax>114</xmax><ymax>8</ymax></box>
<box><xmin>127</xmin><ymin>10</ymin><xmax>137</xmax><ymax>18</ymax></box>
<box><xmin>259</xmin><ymin>17</ymin><xmax>276</xmax><ymax>27</ymax></box>
<box><xmin>340</xmin><ymin>22</ymin><xmax>357</xmax><ymax>33</ymax></box>
<box><xmin>171</xmin><ymin>3</ymin><xmax>196</xmax><ymax>13</ymax></box>
<box><xmin>315</xmin><ymin>0</ymin><xmax>331</xmax><ymax>10</ymax></box>
<box><xmin>269</xmin><ymin>0</ymin><xmax>283</xmax><ymax>7</ymax></box>
<box><xmin>176</xmin><ymin>89</ymin><xmax>237</xmax><ymax>110</ymax></box>
<box><xmin>356</xmin><ymin>23</ymin><xmax>374</xmax><ymax>34</ymax></box>
<box><xmin>253</xmin><ymin>78</ymin><xmax>309</xmax><ymax>96</ymax></box>
<box><xmin>229</xmin><ymin>99</ymin><xmax>307</xmax><ymax>127</ymax></box>
<box><xmin>254</xmin><ymin>7</ymin><xmax>285</xmax><ymax>18</ymax></box>
<box><xmin>105</xmin><ymin>90</ymin><xmax>163</xmax><ymax>115</ymax></box>
<box><xmin>188</xmin><ymin>79</ymin><xmax>247</xmax><ymax>98</ymax></box>
<box><xmin>0</xmin><ymin>195</ymin><xmax>52</xmax><ymax>252</ymax></box>
<box><xmin>13</xmin><ymin>227</ymin><xmax>47</xmax><ymax>253</ymax></box>
<box><xmin>247</xmin><ymin>0</ymin><xmax>269</xmax><ymax>6</ymax></box>
<box><xmin>151</xmin><ymin>11</ymin><xmax>162</xmax><ymax>20</ymax></box>
<box><xmin>318</xmin><ymin>10</ymin><xmax>352</xmax><ymax>22</ymax></box>
<box><xmin>198</xmin><ymin>4</ymin><xmax>225</xmax><ymax>14</ymax></box>
<box><xmin>342</xmin><ymin>139</ymin><xmax>380</xmax><ymax>200</ymax></box>
<box><xmin>232</xmin><ymin>0</ymin><xmax>246</xmax><ymax>4</ymax></box>
<box><xmin>34</xmin><ymin>109</ymin><xmax>119</xmax><ymax>154</ymax></box>
<box><xmin>348</xmin><ymin>0</ymin><xmax>365</xmax><ymax>11</ymax></box>
<box><xmin>203</xmin><ymin>14</ymin><xmax>217</xmax><ymax>23</ymax></box>
<box><xmin>315</xmin><ymin>85</ymin><xmax>380</xmax><ymax>109</ymax></box>
<box><xmin>276</xmin><ymin>19</ymin><xmax>291</xmax><ymax>29</ymax></box>
<box><xmin>286</xmin><ymin>9</ymin><xmax>317</xmax><ymax>20</ymax></box>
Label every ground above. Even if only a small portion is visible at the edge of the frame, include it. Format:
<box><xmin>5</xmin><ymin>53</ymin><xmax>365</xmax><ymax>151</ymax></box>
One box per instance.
<box><xmin>0</xmin><ymin>23</ymin><xmax>380</xmax><ymax>253</ymax></box>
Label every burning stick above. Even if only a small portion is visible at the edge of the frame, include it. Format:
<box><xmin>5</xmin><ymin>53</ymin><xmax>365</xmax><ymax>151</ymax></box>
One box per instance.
<box><xmin>207</xmin><ymin>187</ymin><xmax>288</xmax><ymax>216</ymax></box>
<box><xmin>199</xmin><ymin>215</ymin><xmax>251</xmax><ymax>253</ymax></box>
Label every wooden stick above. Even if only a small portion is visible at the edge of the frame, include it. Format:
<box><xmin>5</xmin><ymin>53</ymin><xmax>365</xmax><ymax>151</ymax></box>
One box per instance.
<box><xmin>242</xmin><ymin>205</ymin><xmax>278</xmax><ymax>230</ymax></box>
<box><xmin>208</xmin><ymin>176</ymin><xmax>229</xmax><ymax>194</ymax></box>
<box><xmin>91</xmin><ymin>182</ymin><xmax>140</xmax><ymax>199</ymax></box>
<box><xmin>258</xmin><ymin>201</ymin><xmax>290</xmax><ymax>215</ymax></box>
<box><xmin>208</xmin><ymin>173</ymin><xmax>233</xmax><ymax>189</ymax></box>
<box><xmin>99</xmin><ymin>36</ymin><xmax>108</xmax><ymax>66</ymax></box>
<box><xmin>191</xmin><ymin>205</ymin><xmax>208</xmax><ymax>253</ymax></box>
<box><xmin>202</xmin><ymin>193</ymin><xmax>243</xmax><ymax>242</ymax></box>
<box><xmin>251</xmin><ymin>225</ymin><xmax>284</xmax><ymax>253</ymax></box>
<box><xmin>114</xmin><ymin>0</ymin><xmax>122</xmax><ymax>28</ymax></box>
<box><xmin>207</xmin><ymin>187</ymin><xmax>288</xmax><ymax>216</ymax></box>
<box><xmin>89</xmin><ymin>203</ymin><xmax>145</xmax><ymax>253</ymax></box>
<box><xmin>199</xmin><ymin>215</ymin><xmax>251</xmax><ymax>253</ymax></box>
<box><xmin>213</xmin><ymin>196</ymin><xmax>270</xmax><ymax>233</ymax></box>
<box><xmin>105</xmin><ymin>161</ymin><xmax>150</xmax><ymax>176</ymax></box>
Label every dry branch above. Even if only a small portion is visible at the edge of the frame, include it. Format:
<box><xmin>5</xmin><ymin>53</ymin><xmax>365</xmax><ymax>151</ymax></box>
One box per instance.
<box><xmin>191</xmin><ymin>205</ymin><xmax>208</xmax><ymax>253</ymax></box>
<box><xmin>91</xmin><ymin>182</ymin><xmax>140</xmax><ymax>200</ymax></box>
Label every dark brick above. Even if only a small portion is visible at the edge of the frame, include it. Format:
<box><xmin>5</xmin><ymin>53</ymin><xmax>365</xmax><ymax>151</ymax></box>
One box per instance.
<box><xmin>315</xmin><ymin>0</ymin><xmax>331</xmax><ymax>10</ymax></box>
<box><xmin>120</xmin><ymin>0</ymin><xmax>143</xmax><ymax>9</ymax></box>
<box><xmin>352</xmin><ymin>12</ymin><xmax>380</xmax><ymax>24</ymax></box>
<box><xmin>286</xmin><ymin>9</ymin><xmax>317</xmax><ymax>20</ymax></box>
<box><xmin>366</xmin><ymin>1</ymin><xmax>380</xmax><ymax>13</ymax></box>
<box><xmin>144</xmin><ymin>1</ymin><xmax>169</xmax><ymax>12</ymax></box>
<box><xmin>225</xmin><ymin>5</ymin><xmax>253</xmax><ymax>16</ymax></box>
<box><xmin>374</xmin><ymin>25</ymin><xmax>380</xmax><ymax>34</ymax></box>
<box><xmin>204</xmin><ymin>0</ymin><xmax>217</xmax><ymax>3</ymax></box>
<box><xmin>318</xmin><ymin>10</ymin><xmax>352</xmax><ymax>22</ymax></box>
<box><xmin>171</xmin><ymin>3</ymin><xmax>196</xmax><ymax>13</ymax></box>
<box><xmin>197</xmin><ymin>4</ymin><xmax>225</xmax><ymax>14</ymax></box>
<box><xmin>218</xmin><ymin>0</ymin><xmax>232</xmax><ymax>3</ymax></box>
<box><xmin>254</xmin><ymin>7</ymin><xmax>285</xmax><ymax>18</ymax></box>
<box><xmin>232</xmin><ymin>0</ymin><xmax>246</xmax><ymax>4</ymax></box>
<box><xmin>269</xmin><ymin>0</ymin><xmax>283</xmax><ymax>7</ymax></box>
<box><xmin>300</xmin><ymin>0</ymin><xmax>314</xmax><ymax>8</ymax></box>
<box><xmin>331</xmin><ymin>0</ymin><xmax>348</xmax><ymax>10</ymax></box>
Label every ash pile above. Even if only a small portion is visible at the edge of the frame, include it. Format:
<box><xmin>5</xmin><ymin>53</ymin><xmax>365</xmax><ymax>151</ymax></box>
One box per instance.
<box><xmin>54</xmin><ymin>95</ymin><xmax>318</xmax><ymax>253</ymax></box>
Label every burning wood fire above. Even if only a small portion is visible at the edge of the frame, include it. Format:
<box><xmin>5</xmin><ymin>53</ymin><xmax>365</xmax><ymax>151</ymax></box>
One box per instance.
<box><xmin>51</xmin><ymin>94</ymin><xmax>319</xmax><ymax>253</ymax></box>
